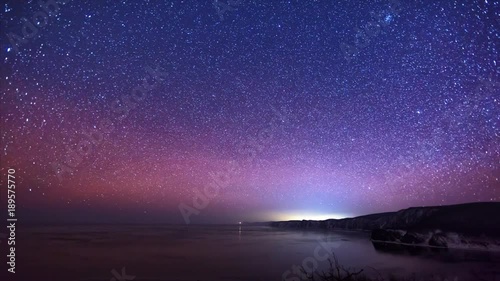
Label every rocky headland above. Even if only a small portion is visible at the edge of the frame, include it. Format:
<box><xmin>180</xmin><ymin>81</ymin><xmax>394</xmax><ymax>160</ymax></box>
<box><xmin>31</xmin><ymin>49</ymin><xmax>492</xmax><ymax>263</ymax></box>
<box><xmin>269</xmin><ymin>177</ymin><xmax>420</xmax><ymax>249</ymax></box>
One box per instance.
<box><xmin>268</xmin><ymin>202</ymin><xmax>500</xmax><ymax>250</ymax></box>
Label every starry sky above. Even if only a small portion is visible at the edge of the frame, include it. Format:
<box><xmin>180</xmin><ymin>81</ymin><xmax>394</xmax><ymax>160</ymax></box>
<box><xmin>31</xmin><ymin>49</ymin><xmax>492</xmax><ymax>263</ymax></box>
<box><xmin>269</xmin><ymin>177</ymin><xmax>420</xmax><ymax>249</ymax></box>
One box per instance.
<box><xmin>1</xmin><ymin>0</ymin><xmax>499</xmax><ymax>224</ymax></box>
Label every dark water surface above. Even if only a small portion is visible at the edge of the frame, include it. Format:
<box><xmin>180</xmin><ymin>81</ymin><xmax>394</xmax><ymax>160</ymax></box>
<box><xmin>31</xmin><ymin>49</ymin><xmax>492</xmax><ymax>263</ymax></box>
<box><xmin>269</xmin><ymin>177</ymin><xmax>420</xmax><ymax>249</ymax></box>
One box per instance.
<box><xmin>9</xmin><ymin>225</ymin><xmax>500</xmax><ymax>281</ymax></box>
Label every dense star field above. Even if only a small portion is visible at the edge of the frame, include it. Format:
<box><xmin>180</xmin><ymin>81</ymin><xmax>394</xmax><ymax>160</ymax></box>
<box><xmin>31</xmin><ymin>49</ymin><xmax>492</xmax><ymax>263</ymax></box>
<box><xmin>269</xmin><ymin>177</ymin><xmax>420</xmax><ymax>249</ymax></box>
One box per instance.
<box><xmin>1</xmin><ymin>0</ymin><xmax>499</xmax><ymax>224</ymax></box>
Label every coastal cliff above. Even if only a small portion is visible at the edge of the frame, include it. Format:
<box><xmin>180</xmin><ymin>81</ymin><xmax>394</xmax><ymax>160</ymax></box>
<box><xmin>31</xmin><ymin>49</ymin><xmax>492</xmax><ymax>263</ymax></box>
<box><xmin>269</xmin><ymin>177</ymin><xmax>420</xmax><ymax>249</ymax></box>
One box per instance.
<box><xmin>269</xmin><ymin>202</ymin><xmax>500</xmax><ymax>250</ymax></box>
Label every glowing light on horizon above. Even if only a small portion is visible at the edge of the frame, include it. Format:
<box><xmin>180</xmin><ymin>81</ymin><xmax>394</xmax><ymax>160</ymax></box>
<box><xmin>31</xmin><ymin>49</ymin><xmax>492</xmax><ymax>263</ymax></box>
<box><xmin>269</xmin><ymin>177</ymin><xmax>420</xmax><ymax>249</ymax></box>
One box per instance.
<box><xmin>275</xmin><ymin>211</ymin><xmax>352</xmax><ymax>221</ymax></box>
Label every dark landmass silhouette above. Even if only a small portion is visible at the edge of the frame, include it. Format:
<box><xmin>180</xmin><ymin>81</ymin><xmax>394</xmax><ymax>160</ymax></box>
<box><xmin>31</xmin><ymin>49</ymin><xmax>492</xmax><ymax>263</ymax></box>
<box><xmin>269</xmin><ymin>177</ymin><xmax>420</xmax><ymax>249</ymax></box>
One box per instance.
<box><xmin>261</xmin><ymin>202</ymin><xmax>500</xmax><ymax>250</ymax></box>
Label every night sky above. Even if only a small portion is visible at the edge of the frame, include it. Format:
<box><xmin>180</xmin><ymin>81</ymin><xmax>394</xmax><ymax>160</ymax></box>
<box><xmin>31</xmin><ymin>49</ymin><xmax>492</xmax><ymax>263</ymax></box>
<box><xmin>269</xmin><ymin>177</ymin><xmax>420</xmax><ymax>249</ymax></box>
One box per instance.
<box><xmin>1</xmin><ymin>0</ymin><xmax>499</xmax><ymax>224</ymax></box>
